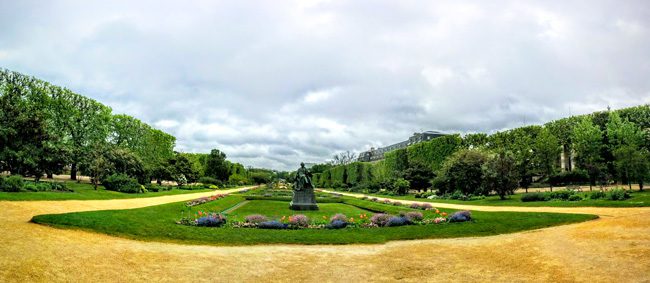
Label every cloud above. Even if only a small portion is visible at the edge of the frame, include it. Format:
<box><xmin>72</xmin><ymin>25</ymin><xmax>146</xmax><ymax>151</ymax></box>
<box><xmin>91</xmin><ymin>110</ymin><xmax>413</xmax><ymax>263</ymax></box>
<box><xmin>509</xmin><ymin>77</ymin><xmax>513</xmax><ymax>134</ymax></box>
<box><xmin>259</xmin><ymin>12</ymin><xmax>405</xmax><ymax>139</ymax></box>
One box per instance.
<box><xmin>1</xmin><ymin>0</ymin><xmax>649</xmax><ymax>170</ymax></box>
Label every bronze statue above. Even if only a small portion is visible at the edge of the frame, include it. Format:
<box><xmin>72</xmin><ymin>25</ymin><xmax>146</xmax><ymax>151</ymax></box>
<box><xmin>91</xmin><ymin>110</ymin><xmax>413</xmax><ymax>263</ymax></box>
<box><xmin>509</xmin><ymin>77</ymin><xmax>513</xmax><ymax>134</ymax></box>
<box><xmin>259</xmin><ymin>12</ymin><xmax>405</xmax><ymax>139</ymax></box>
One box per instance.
<box><xmin>290</xmin><ymin>162</ymin><xmax>319</xmax><ymax>210</ymax></box>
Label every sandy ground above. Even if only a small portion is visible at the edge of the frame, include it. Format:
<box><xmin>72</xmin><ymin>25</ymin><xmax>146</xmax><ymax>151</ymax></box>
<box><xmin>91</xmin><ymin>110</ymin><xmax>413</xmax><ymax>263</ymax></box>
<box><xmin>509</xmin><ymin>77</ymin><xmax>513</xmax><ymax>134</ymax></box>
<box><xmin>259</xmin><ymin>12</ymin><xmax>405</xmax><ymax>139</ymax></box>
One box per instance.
<box><xmin>1</xmin><ymin>189</ymin><xmax>649</xmax><ymax>282</ymax></box>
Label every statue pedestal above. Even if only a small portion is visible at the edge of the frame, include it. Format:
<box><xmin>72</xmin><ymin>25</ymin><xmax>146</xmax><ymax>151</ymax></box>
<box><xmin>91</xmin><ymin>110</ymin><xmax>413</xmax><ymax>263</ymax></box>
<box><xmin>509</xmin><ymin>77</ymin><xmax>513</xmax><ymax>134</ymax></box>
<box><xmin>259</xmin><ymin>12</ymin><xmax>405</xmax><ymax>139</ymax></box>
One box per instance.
<box><xmin>290</xmin><ymin>188</ymin><xmax>319</xmax><ymax>210</ymax></box>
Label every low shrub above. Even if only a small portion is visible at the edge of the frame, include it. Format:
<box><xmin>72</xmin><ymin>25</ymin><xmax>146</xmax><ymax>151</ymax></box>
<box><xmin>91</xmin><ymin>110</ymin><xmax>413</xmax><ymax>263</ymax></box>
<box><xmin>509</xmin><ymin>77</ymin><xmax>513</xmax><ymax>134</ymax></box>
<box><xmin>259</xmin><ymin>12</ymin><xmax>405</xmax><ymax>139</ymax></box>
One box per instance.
<box><xmin>330</xmin><ymin>213</ymin><xmax>347</xmax><ymax>223</ymax></box>
<box><xmin>409</xmin><ymin>203</ymin><xmax>421</xmax><ymax>209</ymax></box>
<box><xmin>608</xmin><ymin>189</ymin><xmax>630</xmax><ymax>201</ymax></box>
<box><xmin>288</xmin><ymin>214</ymin><xmax>310</xmax><ymax>227</ymax></box>
<box><xmin>325</xmin><ymin>219</ymin><xmax>348</xmax><ymax>229</ymax></box>
<box><xmin>196</xmin><ymin>213</ymin><xmax>227</xmax><ymax>227</ymax></box>
<box><xmin>404</xmin><ymin>211</ymin><xmax>424</xmax><ymax>221</ymax></box>
<box><xmin>23</xmin><ymin>183</ymin><xmax>38</xmax><ymax>192</ymax></box>
<box><xmin>420</xmin><ymin>203</ymin><xmax>433</xmax><ymax>210</ymax></box>
<box><xmin>1</xmin><ymin>175</ymin><xmax>24</xmax><ymax>192</ymax></box>
<box><xmin>185</xmin><ymin>194</ymin><xmax>227</xmax><ymax>206</ymax></box>
<box><xmin>448</xmin><ymin>211</ymin><xmax>472</xmax><ymax>222</ymax></box>
<box><xmin>589</xmin><ymin>191</ymin><xmax>607</xmax><ymax>199</ymax></box>
<box><xmin>145</xmin><ymin>184</ymin><xmax>172</xmax><ymax>192</ymax></box>
<box><xmin>245</xmin><ymin>214</ymin><xmax>268</xmax><ymax>224</ymax></box>
<box><xmin>385</xmin><ymin>216</ymin><xmax>410</xmax><ymax>227</ymax></box>
<box><xmin>548</xmin><ymin>190</ymin><xmax>575</xmax><ymax>201</ymax></box>
<box><xmin>199</xmin><ymin>177</ymin><xmax>222</xmax><ymax>186</ymax></box>
<box><xmin>568</xmin><ymin>195</ymin><xmax>582</xmax><ymax>201</ymax></box>
<box><xmin>102</xmin><ymin>174</ymin><xmax>144</xmax><ymax>193</ymax></box>
<box><xmin>178</xmin><ymin>184</ymin><xmax>209</xmax><ymax>190</ymax></box>
<box><xmin>392</xmin><ymin>201</ymin><xmax>402</xmax><ymax>206</ymax></box>
<box><xmin>370</xmin><ymin>213</ymin><xmax>392</xmax><ymax>227</ymax></box>
<box><xmin>371</xmin><ymin>197</ymin><xmax>378</xmax><ymax>202</ymax></box>
<box><xmin>521</xmin><ymin>192</ymin><xmax>548</xmax><ymax>202</ymax></box>
<box><xmin>258</xmin><ymin>220</ymin><xmax>288</xmax><ymax>229</ymax></box>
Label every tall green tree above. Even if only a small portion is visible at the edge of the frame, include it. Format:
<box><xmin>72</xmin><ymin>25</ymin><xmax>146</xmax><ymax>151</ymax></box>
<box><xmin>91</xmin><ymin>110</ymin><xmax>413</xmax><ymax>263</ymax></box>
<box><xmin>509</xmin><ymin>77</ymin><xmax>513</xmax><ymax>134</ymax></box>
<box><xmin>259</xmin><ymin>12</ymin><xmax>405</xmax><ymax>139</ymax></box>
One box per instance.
<box><xmin>607</xmin><ymin>112</ymin><xmax>648</xmax><ymax>189</ymax></box>
<box><xmin>534</xmin><ymin>128</ymin><xmax>561</xmax><ymax>191</ymax></box>
<box><xmin>572</xmin><ymin>116</ymin><xmax>604</xmax><ymax>190</ymax></box>
<box><xmin>205</xmin><ymin>149</ymin><xmax>230</xmax><ymax>181</ymax></box>
<box><xmin>482</xmin><ymin>151</ymin><xmax>519</xmax><ymax>200</ymax></box>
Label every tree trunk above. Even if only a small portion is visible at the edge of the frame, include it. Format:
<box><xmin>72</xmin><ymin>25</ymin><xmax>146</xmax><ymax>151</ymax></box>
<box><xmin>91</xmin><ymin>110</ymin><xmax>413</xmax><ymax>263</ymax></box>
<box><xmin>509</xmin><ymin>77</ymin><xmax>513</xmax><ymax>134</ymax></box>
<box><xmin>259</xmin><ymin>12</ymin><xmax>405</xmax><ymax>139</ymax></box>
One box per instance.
<box><xmin>157</xmin><ymin>179</ymin><xmax>162</xmax><ymax>186</ymax></box>
<box><xmin>70</xmin><ymin>163</ymin><xmax>77</xmax><ymax>180</ymax></box>
<box><xmin>47</xmin><ymin>172</ymin><xmax>53</xmax><ymax>179</ymax></box>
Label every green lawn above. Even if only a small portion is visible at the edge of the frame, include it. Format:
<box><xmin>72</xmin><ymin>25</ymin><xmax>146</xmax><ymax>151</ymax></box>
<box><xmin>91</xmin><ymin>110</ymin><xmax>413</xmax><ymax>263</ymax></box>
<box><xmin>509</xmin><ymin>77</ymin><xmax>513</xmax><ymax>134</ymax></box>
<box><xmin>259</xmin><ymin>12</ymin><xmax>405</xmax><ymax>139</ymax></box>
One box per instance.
<box><xmin>325</xmin><ymin>189</ymin><xmax>650</xmax><ymax>207</ymax></box>
<box><xmin>31</xmin><ymin>195</ymin><xmax>597</xmax><ymax>245</ymax></box>
<box><xmin>226</xmin><ymin>200</ymin><xmax>374</xmax><ymax>221</ymax></box>
<box><xmin>0</xmin><ymin>181</ymin><xmax>214</xmax><ymax>201</ymax></box>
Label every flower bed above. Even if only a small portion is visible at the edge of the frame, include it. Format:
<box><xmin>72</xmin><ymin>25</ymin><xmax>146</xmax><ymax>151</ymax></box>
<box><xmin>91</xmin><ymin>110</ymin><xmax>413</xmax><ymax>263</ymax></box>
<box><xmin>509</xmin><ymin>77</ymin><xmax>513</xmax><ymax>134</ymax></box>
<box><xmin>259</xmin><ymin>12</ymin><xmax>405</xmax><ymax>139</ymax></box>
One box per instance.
<box><xmin>185</xmin><ymin>194</ymin><xmax>228</xmax><ymax>206</ymax></box>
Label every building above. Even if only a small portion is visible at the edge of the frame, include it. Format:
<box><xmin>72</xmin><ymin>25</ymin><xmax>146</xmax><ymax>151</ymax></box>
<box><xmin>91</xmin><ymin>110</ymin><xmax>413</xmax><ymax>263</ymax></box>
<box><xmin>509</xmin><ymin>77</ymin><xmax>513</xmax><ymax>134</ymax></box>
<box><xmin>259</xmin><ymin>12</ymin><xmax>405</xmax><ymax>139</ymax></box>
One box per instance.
<box><xmin>357</xmin><ymin>131</ymin><xmax>447</xmax><ymax>162</ymax></box>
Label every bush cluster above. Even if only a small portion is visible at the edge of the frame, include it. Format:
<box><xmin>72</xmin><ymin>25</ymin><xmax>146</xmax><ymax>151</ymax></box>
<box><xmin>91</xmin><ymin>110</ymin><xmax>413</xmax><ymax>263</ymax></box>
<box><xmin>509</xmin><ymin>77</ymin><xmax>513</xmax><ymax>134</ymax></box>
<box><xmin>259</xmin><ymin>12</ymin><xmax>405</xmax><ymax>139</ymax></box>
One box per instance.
<box><xmin>102</xmin><ymin>174</ymin><xmax>145</xmax><ymax>193</ymax></box>
<box><xmin>0</xmin><ymin>176</ymin><xmax>70</xmax><ymax>192</ymax></box>
<box><xmin>144</xmin><ymin>184</ymin><xmax>173</xmax><ymax>192</ymax></box>
<box><xmin>448</xmin><ymin>211</ymin><xmax>472</xmax><ymax>222</ymax></box>
<box><xmin>196</xmin><ymin>213</ymin><xmax>227</xmax><ymax>227</ymax></box>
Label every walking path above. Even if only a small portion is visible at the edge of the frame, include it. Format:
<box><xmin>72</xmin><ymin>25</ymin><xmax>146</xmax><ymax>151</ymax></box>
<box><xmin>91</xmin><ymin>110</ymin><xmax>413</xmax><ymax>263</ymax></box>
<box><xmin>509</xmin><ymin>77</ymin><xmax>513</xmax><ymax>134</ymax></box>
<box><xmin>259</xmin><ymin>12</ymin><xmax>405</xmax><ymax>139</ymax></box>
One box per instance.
<box><xmin>1</xmin><ymin>187</ymin><xmax>649</xmax><ymax>282</ymax></box>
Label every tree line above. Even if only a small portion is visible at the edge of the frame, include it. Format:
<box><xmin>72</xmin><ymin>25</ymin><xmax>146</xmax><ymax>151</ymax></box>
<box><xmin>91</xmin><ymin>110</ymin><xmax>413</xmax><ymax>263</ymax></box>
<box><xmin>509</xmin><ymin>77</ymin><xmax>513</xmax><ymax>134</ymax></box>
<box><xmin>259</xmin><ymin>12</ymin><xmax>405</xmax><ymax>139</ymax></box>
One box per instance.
<box><xmin>0</xmin><ymin>69</ymin><xmax>274</xmax><ymax>188</ymax></box>
<box><xmin>313</xmin><ymin>105</ymin><xmax>650</xmax><ymax>197</ymax></box>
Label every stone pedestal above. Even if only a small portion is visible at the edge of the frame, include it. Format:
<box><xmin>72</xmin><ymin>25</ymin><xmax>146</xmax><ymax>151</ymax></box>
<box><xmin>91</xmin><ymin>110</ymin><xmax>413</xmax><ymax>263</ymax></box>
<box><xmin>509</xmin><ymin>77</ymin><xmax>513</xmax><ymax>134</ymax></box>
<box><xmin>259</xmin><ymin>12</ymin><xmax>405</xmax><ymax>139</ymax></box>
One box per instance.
<box><xmin>290</xmin><ymin>188</ymin><xmax>319</xmax><ymax>210</ymax></box>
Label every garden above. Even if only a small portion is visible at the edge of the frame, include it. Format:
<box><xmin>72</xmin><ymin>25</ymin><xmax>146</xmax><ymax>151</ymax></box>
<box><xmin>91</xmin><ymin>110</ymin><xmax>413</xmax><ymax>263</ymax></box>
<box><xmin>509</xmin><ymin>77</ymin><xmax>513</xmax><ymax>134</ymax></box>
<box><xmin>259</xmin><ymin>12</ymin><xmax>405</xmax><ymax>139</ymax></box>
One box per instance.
<box><xmin>31</xmin><ymin>185</ymin><xmax>597</xmax><ymax>245</ymax></box>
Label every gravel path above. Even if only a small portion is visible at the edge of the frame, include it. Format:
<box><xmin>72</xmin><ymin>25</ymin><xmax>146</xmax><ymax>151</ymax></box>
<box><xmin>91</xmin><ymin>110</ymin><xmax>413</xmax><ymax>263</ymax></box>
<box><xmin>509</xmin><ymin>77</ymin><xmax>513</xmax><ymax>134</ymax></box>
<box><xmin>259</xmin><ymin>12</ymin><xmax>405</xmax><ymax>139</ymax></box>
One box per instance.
<box><xmin>1</xmin><ymin>188</ymin><xmax>649</xmax><ymax>282</ymax></box>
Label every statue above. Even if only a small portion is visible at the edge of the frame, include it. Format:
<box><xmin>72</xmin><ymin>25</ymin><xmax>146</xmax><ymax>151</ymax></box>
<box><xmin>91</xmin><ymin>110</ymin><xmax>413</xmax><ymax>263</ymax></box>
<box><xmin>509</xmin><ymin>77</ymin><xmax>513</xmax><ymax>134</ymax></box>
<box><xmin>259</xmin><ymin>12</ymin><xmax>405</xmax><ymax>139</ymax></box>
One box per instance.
<box><xmin>290</xmin><ymin>162</ymin><xmax>319</xmax><ymax>210</ymax></box>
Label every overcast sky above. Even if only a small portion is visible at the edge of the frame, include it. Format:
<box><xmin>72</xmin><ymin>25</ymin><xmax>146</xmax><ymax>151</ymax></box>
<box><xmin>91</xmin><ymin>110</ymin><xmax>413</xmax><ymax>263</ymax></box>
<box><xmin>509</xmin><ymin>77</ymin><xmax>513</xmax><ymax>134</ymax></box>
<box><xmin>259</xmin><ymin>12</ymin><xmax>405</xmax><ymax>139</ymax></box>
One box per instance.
<box><xmin>1</xmin><ymin>0</ymin><xmax>649</xmax><ymax>170</ymax></box>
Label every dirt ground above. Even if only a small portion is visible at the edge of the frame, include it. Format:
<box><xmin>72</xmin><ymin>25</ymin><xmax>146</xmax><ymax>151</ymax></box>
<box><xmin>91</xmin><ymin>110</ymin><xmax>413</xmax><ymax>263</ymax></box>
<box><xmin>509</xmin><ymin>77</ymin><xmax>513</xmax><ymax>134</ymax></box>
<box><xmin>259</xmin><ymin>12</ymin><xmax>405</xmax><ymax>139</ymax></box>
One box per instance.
<box><xmin>1</xmin><ymin>188</ymin><xmax>649</xmax><ymax>282</ymax></box>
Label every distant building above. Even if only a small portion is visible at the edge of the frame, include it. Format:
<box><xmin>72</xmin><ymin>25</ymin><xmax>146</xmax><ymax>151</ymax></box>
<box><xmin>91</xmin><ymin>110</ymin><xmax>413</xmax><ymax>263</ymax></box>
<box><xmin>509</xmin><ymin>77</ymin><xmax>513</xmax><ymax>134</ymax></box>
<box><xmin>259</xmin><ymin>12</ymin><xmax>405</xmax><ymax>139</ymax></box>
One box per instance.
<box><xmin>357</xmin><ymin>131</ymin><xmax>447</xmax><ymax>162</ymax></box>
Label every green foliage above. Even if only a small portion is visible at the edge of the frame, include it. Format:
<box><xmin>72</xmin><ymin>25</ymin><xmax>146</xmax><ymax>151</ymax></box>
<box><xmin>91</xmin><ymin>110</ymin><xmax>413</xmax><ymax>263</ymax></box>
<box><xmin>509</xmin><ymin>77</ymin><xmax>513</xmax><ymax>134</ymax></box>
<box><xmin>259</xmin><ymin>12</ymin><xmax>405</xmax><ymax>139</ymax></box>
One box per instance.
<box><xmin>199</xmin><ymin>176</ymin><xmax>222</xmax><ymax>186</ymax></box>
<box><xmin>434</xmin><ymin>149</ymin><xmax>489</xmax><ymax>196</ymax></box>
<box><xmin>607</xmin><ymin>188</ymin><xmax>630</xmax><ymax>200</ymax></box>
<box><xmin>548</xmin><ymin>170</ymin><xmax>589</xmax><ymax>187</ymax></box>
<box><xmin>384</xmin><ymin>148</ymin><xmax>409</xmax><ymax>177</ymax></box>
<box><xmin>534</xmin><ymin>127</ymin><xmax>561</xmax><ymax>184</ymax></box>
<box><xmin>102</xmin><ymin>173</ymin><xmax>145</xmax><ymax>194</ymax></box>
<box><xmin>572</xmin><ymin>116</ymin><xmax>604</xmax><ymax>187</ymax></box>
<box><xmin>406</xmin><ymin>134</ymin><xmax>462</xmax><ymax>173</ymax></box>
<box><xmin>0</xmin><ymin>175</ymin><xmax>24</xmax><ymax>192</ymax></box>
<box><xmin>205</xmin><ymin>149</ymin><xmax>230</xmax><ymax>181</ymax></box>
<box><xmin>521</xmin><ymin>192</ymin><xmax>548</xmax><ymax>202</ymax></box>
<box><xmin>482</xmin><ymin>151</ymin><xmax>519</xmax><ymax>199</ymax></box>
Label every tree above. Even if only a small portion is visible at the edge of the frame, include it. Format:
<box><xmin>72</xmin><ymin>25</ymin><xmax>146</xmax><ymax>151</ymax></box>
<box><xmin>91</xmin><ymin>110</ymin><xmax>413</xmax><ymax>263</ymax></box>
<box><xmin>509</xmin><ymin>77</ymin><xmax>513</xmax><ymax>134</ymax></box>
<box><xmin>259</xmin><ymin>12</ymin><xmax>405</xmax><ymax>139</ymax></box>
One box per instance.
<box><xmin>331</xmin><ymin>151</ymin><xmax>357</xmax><ymax>165</ymax></box>
<box><xmin>607</xmin><ymin>112</ymin><xmax>648</xmax><ymax>189</ymax></box>
<box><xmin>510</xmin><ymin>126</ymin><xmax>541</xmax><ymax>193</ymax></box>
<box><xmin>433</xmin><ymin>149</ymin><xmax>489</xmax><ymax>196</ymax></box>
<box><xmin>400</xmin><ymin>162</ymin><xmax>435</xmax><ymax>192</ymax></box>
<box><xmin>482</xmin><ymin>151</ymin><xmax>519</xmax><ymax>200</ymax></box>
<box><xmin>169</xmin><ymin>154</ymin><xmax>200</xmax><ymax>183</ymax></box>
<box><xmin>572</xmin><ymin>116</ymin><xmax>604</xmax><ymax>190</ymax></box>
<box><xmin>205</xmin><ymin>149</ymin><xmax>230</xmax><ymax>181</ymax></box>
<box><xmin>534</xmin><ymin>128</ymin><xmax>561</xmax><ymax>191</ymax></box>
<box><xmin>81</xmin><ymin>144</ymin><xmax>113</xmax><ymax>189</ymax></box>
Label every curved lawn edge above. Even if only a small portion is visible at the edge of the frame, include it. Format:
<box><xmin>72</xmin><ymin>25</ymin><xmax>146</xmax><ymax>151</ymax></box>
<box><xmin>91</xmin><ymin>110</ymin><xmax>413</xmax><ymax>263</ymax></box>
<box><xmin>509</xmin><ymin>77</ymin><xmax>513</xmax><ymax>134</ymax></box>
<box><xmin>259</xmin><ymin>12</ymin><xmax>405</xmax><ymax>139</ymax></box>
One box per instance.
<box><xmin>318</xmin><ymin>189</ymin><xmax>650</xmax><ymax>208</ymax></box>
<box><xmin>30</xmin><ymin>195</ymin><xmax>598</xmax><ymax>246</ymax></box>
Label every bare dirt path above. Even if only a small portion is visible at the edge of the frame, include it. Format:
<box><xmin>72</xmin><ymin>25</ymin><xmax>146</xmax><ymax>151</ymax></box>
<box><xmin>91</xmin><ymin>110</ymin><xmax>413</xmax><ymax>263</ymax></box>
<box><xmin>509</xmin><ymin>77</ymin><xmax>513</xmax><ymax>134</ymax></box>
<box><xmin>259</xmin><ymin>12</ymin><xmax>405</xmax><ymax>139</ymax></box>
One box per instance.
<box><xmin>1</xmin><ymin>188</ymin><xmax>649</xmax><ymax>282</ymax></box>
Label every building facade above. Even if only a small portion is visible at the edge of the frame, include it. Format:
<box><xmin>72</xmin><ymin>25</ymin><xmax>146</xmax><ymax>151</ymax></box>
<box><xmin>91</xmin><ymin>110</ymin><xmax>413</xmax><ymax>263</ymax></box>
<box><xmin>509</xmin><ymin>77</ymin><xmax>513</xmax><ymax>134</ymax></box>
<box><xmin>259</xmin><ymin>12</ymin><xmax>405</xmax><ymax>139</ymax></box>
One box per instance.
<box><xmin>357</xmin><ymin>131</ymin><xmax>447</xmax><ymax>162</ymax></box>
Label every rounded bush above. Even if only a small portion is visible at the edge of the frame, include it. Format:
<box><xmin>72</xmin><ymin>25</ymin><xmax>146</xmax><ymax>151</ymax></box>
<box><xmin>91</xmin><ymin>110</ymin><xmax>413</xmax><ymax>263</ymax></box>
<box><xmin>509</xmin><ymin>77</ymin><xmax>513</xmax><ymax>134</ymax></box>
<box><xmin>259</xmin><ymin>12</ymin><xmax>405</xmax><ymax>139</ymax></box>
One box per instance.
<box><xmin>409</xmin><ymin>203</ymin><xmax>421</xmax><ymax>209</ymax></box>
<box><xmin>589</xmin><ymin>191</ymin><xmax>607</xmax><ymax>199</ymax></box>
<box><xmin>449</xmin><ymin>210</ymin><xmax>472</xmax><ymax>222</ymax></box>
<box><xmin>289</xmin><ymin>214</ymin><xmax>309</xmax><ymax>227</ymax></box>
<box><xmin>1</xmin><ymin>175</ymin><xmax>24</xmax><ymax>192</ymax></box>
<box><xmin>196</xmin><ymin>214</ymin><xmax>226</xmax><ymax>227</ymax></box>
<box><xmin>608</xmin><ymin>189</ymin><xmax>630</xmax><ymax>201</ymax></box>
<box><xmin>326</xmin><ymin>220</ymin><xmax>348</xmax><ymax>229</ymax></box>
<box><xmin>568</xmin><ymin>195</ymin><xmax>582</xmax><ymax>201</ymax></box>
<box><xmin>245</xmin><ymin>214</ymin><xmax>268</xmax><ymax>224</ymax></box>
<box><xmin>521</xmin><ymin>192</ymin><xmax>548</xmax><ymax>202</ymax></box>
<box><xmin>258</xmin><ymin>220</ymin><xmax>288</xmax><ymax>229</ymax></box>
<box><xmin>420</xmin><ymin>203</ymin><xmax>433</xmax><ymax>210</ymax></box>
<box><xmin>330</xmin><ymin>213</ymin><xmax>347</xmax><ymax>223</ymax></box>
<box><xmin>405</xmin><ymin>211</ymin><xmax>424</xmax><ymax>221</ymax></box>
<box><xmin>102</xmin><ymin>174</ymin><xmax>142</xmax><ymax>193</ymax></box>
<box><xmin>370</xmin><ymin>213</ymin><xmax>392</xmax><ymax>227</ymax></box>
<box><xmin>385</xmin><ymin>216</ymin><xmax>410</xmax><ymax>227</ymax></box>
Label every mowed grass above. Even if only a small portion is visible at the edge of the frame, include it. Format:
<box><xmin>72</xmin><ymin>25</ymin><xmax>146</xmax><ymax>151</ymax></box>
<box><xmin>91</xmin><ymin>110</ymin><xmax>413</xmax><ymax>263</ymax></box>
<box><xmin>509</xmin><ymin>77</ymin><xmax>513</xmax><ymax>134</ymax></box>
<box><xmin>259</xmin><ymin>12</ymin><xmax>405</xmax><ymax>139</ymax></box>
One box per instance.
<box><xmin>0</xmin><ymin>181</ymin><xmax>213</xmax><ymax>201</ymax></box>
<box><xmin>328</xmin><ymin>189</ymin><xmax>650</xmax><ymax>207</ymax></box>
<box><xmin>31</xmin><ymin>195</ymin><xmax>597</xmax><ymax>245</ymax></box>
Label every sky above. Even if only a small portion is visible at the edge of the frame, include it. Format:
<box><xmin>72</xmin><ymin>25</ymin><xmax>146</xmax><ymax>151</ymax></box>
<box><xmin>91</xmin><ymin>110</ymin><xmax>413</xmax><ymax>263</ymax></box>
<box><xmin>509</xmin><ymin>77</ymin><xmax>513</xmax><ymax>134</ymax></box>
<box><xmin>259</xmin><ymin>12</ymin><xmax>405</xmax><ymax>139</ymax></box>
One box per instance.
<box><xmin>1</xmin><ymin>0</ymin><xmax>649</xmax><ymax>170</ymax></box>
